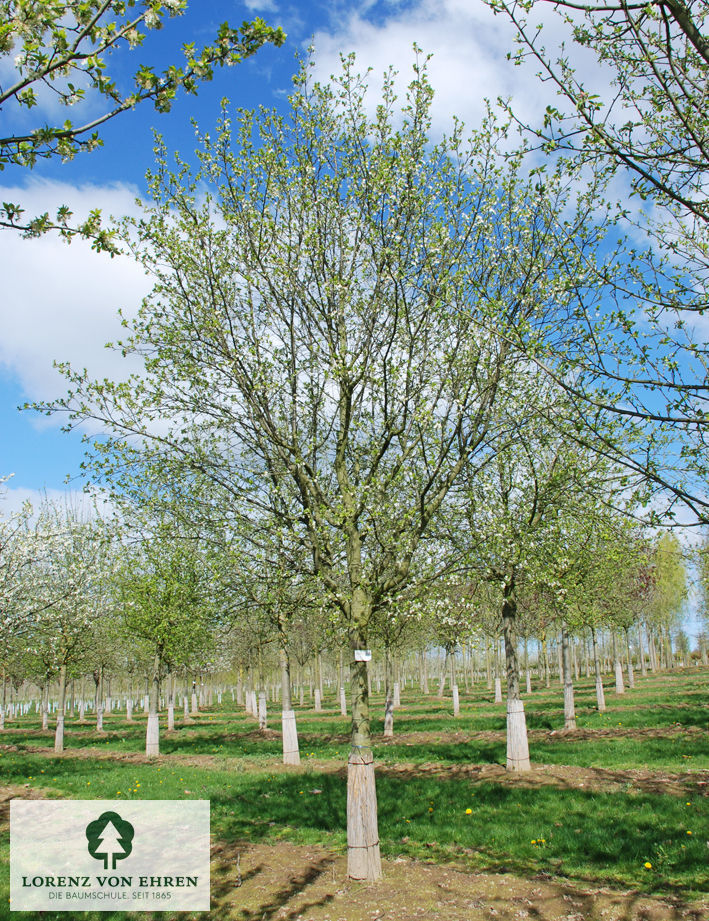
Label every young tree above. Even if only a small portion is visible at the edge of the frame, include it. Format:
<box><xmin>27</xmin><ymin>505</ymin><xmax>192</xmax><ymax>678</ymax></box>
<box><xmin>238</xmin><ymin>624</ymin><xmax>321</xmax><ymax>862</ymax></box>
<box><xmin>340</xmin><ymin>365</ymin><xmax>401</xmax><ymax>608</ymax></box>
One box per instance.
<box><xmin>456</xmin><ymin>375</ymin><xmax>622</xmax><ymax>766</ymax></box>
<box><xmin>21</xmin><ymin>500</ymin><xmax>112</xmax><ymax>752</ymax></box>
<box><xmin>115</xmin><ymin>519</ymin><xmax>216</xmax><ymax>756</ymax></box>
<box><xmin>1</xmin><ymin>0</ymin><xmax>284</xmax><ymax>249</ymax></box>
<box><xmin>697</xmin><ymin>532</ymin><xmax>709</xmax><ymax>663</ymax></box>
<box><xmin>0</xmin><ymin>495</ymin><xmax>37</xmax><ymax>727</ymax></box>
<box><xmin>649</xmin><ymin>531</ymin><xmax>688</xmax><ymax>667</ymax></box>
<box><xmin>215</xmin><ymin>521</ymin><xmax>316</xmax><ymax>764</ymax></box>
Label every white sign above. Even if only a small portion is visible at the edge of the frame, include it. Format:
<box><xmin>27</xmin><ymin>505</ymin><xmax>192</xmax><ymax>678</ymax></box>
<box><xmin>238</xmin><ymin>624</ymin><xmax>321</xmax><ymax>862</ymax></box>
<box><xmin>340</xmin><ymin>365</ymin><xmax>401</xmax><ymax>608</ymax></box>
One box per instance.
<box><xmin>354</xmin><ymin>650</ymin><xmax>372</xmax><ymax>661</ymax></box>
<box><xmin>11</xmin><ymin>800</ymin><xmax>210</xmax><ymax>911</ymax></box>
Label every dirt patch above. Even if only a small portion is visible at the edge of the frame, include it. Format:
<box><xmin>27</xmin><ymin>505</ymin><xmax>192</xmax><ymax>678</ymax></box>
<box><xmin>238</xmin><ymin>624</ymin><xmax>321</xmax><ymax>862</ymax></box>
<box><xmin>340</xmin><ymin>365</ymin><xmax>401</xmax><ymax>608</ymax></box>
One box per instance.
<box><xmin>376</xmin><ymin>725</ymin><xmax>705</xmax><ymax>746</ymax></box>
<box><xmin>210</xmin><ymin>839</ymin><xmax>707</xmax><ymax>921</ymax></box>
<box><xmin>377</xmin><ymin>761</ymin><xmax>709</xmax><ymax>798</ymax></box>
<box><xmin>5</xmin><ymin>742</ymin><xmax>707</xmax><ymax>797</ymax></box>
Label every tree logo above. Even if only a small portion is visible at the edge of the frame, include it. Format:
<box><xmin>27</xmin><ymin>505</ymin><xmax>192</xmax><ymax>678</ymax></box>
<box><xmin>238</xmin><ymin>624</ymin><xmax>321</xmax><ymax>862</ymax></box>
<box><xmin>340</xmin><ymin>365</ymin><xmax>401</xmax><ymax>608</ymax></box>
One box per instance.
<box><xmin>85</xmin><ymin>812</ymin><xmax>134</xmax><ymax>870</ymax></box>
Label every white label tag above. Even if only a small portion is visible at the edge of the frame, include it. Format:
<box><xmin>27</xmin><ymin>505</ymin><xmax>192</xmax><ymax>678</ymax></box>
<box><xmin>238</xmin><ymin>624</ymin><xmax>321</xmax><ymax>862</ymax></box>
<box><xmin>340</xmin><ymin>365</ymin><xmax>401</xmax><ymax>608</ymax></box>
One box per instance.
<box><xmin>354</xmin><ymin>650</ymin><xmax>372</xmax><ymax>661</ymax></box>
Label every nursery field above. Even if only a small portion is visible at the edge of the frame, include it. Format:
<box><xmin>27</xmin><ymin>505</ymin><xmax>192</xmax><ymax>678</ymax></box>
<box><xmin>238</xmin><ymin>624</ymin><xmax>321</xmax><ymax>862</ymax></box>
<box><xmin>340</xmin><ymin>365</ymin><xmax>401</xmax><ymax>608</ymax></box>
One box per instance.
<box><xmin>1</xmin><ymin>668</ymin><xmax>707</xmax><ymax>921</ymax></box>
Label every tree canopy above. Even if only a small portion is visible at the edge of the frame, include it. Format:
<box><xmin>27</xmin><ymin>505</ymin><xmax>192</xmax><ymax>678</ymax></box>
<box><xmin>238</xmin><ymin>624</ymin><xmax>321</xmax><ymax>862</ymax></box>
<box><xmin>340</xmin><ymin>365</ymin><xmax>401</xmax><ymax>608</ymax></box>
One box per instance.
<box><xmin>0</xmin><ymin>0</ymin><xmax>285</xmax><ymax>249</ymax></box>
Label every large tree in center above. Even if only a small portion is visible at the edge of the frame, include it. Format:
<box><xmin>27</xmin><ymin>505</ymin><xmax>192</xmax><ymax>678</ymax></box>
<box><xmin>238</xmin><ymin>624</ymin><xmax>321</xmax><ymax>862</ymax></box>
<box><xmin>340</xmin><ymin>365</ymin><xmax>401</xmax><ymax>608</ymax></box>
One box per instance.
<box><xmin>50</xmin><ymin>56</ymin><xmax>614</xmax><ymax>879</ymax></box>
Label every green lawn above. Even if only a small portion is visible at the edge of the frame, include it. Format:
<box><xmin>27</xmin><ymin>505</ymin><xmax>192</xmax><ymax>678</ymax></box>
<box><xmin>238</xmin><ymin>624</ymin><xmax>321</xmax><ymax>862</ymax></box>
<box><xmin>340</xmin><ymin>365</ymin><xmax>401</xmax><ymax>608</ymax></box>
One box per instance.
<box><xmin>1</xmin><ymin>666</ymin><xmax>707</xmax><ymax>919</ymax></box>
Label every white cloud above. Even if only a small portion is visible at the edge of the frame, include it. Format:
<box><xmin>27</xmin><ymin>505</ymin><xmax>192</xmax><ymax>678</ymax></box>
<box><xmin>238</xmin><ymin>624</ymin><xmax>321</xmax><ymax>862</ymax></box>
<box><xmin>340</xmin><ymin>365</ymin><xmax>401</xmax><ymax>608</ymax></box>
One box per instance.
<box><xmin>0</xmin><ymin>179</ymin><xmax>152</xmax><ymax>407</ymax></box>
<box><xmin>310</xmin><ymin>0</ymin><xmax>613</xmax><ymax>137</ymax></box>
<box><xmin>0</xmin><ymin>483</ymin><xmax>115</xmax><ymax>520</ymax></box>
<box><xmin>242</xmin><ymin>0</ymin><xmax>278</xmax><ymax>11</ymax></box>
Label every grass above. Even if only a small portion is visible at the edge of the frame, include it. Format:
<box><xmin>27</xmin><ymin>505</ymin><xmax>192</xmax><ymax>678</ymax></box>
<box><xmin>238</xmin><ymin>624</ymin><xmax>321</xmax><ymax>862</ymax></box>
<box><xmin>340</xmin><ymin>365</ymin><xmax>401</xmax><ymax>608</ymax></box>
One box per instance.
<box><xmin>1</xmin><ymin>665</ymin><xmax>707</xmax><ymax>919</ymax></box>
<box><xmin>2</xmin><ymin>748</ymin><xmax>706</xmax><ymax>893</ymax></box>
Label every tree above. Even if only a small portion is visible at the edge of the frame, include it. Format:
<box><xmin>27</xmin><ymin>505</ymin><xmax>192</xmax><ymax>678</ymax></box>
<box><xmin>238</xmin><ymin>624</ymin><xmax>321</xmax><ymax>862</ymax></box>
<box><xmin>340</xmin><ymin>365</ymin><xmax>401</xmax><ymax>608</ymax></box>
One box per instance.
<box><xmin>0</xmin><ymin>492</ymin><xmax>37</xmax><ymax>723</ymax></box>
<box><xmin>18</xmin><ymin>500</ymin><xmax>112</xmax><ymax>751</ymax></box>
<box><xmin>453</xmin><ymin>372</ymin><xmax>621</xmax><ymax>764</ymax></box>
<box><xmin>215</xmin><ymin>520</ymin><xmax>317</xmax><ymax>763</ymax></box>
<box><xmin>1</xmin><ymin>0</ymin><xmax>285</xmax><ymax>249</ymax></box>
<box><xmin>487</xmin><ymin>0</ymin><xmax>709</xmax><ymax>521</ymax></box>
<box><xmin>115</xmin><ymin>517</ymin><xmax>216</xmax><ymax>756</ymax></box>
<box><xmin>697</xmin><ymin>531</ymin><xmax>709</xmax><ymax>663</ymax></box>
<box><xmin>649</xmin><ymin>531</ymin><xmax>688</xmax><ymax>666</ymax></box>
<box><xmin>45</xmin><ymin>55</ymin><xmax>616</xmax><ymax>880</ymax></box>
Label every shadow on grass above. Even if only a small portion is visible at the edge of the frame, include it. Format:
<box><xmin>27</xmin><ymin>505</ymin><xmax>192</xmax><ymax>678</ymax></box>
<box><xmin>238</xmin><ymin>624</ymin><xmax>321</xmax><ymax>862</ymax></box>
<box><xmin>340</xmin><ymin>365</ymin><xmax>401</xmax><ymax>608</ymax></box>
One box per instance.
<box><xmin>200</xmin><ymin>770</ymin><xmax>707</xmax><ymax>896</ymax></box>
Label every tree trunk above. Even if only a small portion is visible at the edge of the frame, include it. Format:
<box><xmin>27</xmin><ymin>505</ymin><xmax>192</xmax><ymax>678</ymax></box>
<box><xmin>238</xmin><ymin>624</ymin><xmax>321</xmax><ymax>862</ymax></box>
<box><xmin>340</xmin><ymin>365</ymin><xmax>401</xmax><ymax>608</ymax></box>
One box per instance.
<box><xmin>96</xmin><ymin>666</ymin><xmax>105</xmax><ymax>732</ymax></box>
<box><xmin>561</xmin><ymin>623</ymin><xmax>576</xmax><ymax>731</ymax></box>
<box><xmin>316</xmin><ymin>651</ymin><xmax>324</xmax><ymax>698</ymax></box>
<box><xmin>612</xmin><ymin>632</ymin><xmax>625</xmax><ymax>694</ymax></box>
<box><xmin>280</xmin><ymin>645</ymin><xmax>300</xmax><ymax>765</ymax></box>
<box><xmin>647</xmin><ymin>625</ymin><xmax>657</xmax><ymax>672</ymax></box>
<box><xmin>42</xmin><ymin>681</ymin><xmax>49</xmax><ymax>730</ymax></box>
<box><xmin>625</xmin><ymin>628</ymin><xmax>635</xmax><ymax>688</ymax></box>
<box><xmin>494</xmin><ymin>675</ymin><xmax>502</xmax><ymax>703</ymax></box>
<box><xmin>347</xmin><ymin>612</ymin><xmax>381</xmax><ymax>881</ymax></box>
<box><xmin>591</xmin><ymin>627</ymin><xmax>606</xmax><ymax>712</ymax></box>
<box><xmin>664</xmin><ymin>626</ymin><xmax>674</xmax><ymax>669</ymax></box>
<box><xmin>502</xmin><ymin>585</ymin><xmax>530</xmax><ymax>772</ymax></box>
<box><xmin>146</xmin><ymin>653</ymin><xmax>160</xmax><ymax>757</ymax></box>
<box><xmin>54</xmin><ymin>664</ymin><xmax>67</xmax><ymax>753</ymax></box>
<box><xmin>638</xmin><ymin>624</ymin><xmax>647</xmax><ymax>676</ymax></box>
<box><xmin>167</xmin><ymin>672</ymin><xmax>175</xmax><ymax>730</ymax></box>
<box><xmin>437</xmin><ymin>650</ymin><xmax>447</xmax><ymax>697</ymax></box>
<box><xmin>383</xmin><ymin>645</ymin><xmax>394</xmax><ymax>737</ymax></box>
<box><xmin>541</xmin><ymin>633</ymin><xmax>551</xmax><ymax>687</ymax></box>
<box><xmin>449</xmin><ymin>649</ymin><xmax>458</xmax><ymax>715</ymax></box>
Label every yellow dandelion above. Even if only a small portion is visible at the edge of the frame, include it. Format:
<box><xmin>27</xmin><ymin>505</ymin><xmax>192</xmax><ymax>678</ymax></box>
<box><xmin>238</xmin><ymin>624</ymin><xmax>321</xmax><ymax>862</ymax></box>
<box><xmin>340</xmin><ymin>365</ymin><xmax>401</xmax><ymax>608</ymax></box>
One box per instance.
<box><xmin>686</xmin><ymin>830</ymin><xmax>692</xmax><ymax>835</ymax></box>
<box><xmin>465</xmin><ymin>808</ymin><xmax>472</xmax><ymax>815</ymax></box>
<box><xmin>644</xmin><ymin>862</ymin><xmax>652</xmax><ymax>869</ymax></box>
